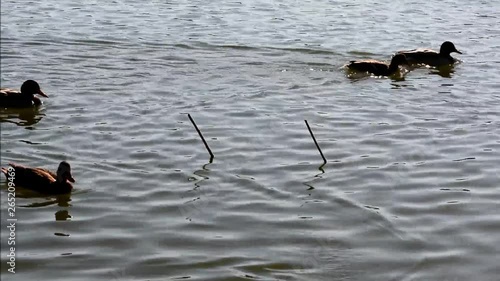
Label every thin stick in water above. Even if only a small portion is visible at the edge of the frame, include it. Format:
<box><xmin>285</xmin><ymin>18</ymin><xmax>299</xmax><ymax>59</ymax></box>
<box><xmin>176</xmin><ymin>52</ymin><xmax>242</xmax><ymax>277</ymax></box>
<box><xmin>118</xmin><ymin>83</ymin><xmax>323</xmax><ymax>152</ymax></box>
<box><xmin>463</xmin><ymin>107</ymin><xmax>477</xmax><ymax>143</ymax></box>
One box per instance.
<box><xmin>188</xmin><ymin>114</ymin><xmax>214</xmax><ymax>160</ymax></box>
<box><xmin>305</xmin><ymin>120</ymin><xmax>327</xmax><ymax>164</ymax></box>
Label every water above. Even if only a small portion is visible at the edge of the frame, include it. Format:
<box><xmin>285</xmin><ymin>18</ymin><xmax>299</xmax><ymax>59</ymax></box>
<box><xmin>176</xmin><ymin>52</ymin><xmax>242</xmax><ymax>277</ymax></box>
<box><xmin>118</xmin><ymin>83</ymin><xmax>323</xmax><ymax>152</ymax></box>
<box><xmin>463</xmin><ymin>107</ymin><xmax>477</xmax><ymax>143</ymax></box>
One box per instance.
<box><xmin>1</xmin><ymin>0</ymin><xmax>499</xmax><ymax>280</ymax></box>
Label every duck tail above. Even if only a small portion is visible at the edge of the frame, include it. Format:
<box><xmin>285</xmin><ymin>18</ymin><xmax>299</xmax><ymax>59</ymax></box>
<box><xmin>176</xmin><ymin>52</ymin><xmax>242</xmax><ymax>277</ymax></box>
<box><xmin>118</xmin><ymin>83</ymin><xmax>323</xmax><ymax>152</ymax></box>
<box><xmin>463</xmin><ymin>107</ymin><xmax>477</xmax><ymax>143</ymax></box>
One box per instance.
<box><xmin>2</xmin><ymin>163</ymin><xmax>20</xmax><ymax>177</ymax></box>
<box><xmin>8</xmin><ymin>163</ymin><xmax>21</xmax><ymax>169</ymax></box>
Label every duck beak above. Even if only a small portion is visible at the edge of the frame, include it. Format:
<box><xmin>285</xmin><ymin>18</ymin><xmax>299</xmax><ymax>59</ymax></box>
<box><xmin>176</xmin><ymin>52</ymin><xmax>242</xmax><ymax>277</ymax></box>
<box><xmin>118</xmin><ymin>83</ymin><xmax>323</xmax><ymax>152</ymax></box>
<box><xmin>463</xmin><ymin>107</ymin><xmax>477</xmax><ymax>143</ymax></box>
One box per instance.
<box><xmin>67</xmin><ymin>173</ymin><xmax>75</xmax><ymax>183</ymax></box>
<box><xmin>37</xmin><ymin>89</ymin><xmax>48</xmax><ymax>98</ymax></box>
<box><xmin>455</xmin><ymin>49</ymin><xmax>462</xmax><ymax>54</ymax></box>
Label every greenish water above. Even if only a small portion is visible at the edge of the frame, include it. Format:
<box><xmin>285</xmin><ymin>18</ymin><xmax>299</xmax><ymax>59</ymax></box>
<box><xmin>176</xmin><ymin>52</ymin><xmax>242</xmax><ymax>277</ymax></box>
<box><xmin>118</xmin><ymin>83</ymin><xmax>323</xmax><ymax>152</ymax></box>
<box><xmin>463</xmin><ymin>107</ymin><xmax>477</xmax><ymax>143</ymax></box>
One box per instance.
<box><xmin>1</xmin><ymin>0</ymin><xmax>499</xmax><ymax>280</ymax></box>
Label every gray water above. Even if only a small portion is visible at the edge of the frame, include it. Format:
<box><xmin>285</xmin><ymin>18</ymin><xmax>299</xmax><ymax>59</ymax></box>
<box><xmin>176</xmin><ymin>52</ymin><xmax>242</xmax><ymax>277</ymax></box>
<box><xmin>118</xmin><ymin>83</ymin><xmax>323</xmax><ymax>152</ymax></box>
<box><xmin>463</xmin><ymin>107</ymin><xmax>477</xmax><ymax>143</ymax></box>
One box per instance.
<box><xmin>1</xmin><ymin>0</ymin><xmax>499</xmax><ymax>280</ymax></box>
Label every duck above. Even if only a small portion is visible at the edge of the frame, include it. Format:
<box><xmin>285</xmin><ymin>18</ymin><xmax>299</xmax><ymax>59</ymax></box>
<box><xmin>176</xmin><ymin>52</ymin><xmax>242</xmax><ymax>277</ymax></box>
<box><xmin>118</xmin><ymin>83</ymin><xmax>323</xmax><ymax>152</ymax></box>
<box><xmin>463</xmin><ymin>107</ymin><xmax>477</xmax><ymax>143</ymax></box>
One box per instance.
<box><xmin>1</xmin><ymin>161</ymin><xmax>75</xmax><ymax>195</ymax></box>
<box><xmin>396</xmin><ymin>41</ymin><xmax>462</xmax><ymax>67</ymax></box>
<box><xmin>346</xmin><ymin>54</ymin><xmax>408</xmax><ymax>76</ymax></box>
<box><xmin>0</xmin><ymin>80</ymin><xmax>48</xmax><ymax>108</ymax></box>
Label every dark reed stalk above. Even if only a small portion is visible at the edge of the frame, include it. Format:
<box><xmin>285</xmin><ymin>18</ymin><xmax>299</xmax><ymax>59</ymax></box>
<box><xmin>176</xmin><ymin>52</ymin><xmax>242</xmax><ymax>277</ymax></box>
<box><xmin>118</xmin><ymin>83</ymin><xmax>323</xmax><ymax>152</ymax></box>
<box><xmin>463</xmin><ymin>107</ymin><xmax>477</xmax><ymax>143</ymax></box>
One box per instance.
<box><xmin>305</xmin><ymin>120</ymin><xmax>327</xmax><ymax>164</ymax></box>
<box><xmin>188</xmin><ymin>114</ymin><xmax>214</xmax><ymax>161</ymax></box>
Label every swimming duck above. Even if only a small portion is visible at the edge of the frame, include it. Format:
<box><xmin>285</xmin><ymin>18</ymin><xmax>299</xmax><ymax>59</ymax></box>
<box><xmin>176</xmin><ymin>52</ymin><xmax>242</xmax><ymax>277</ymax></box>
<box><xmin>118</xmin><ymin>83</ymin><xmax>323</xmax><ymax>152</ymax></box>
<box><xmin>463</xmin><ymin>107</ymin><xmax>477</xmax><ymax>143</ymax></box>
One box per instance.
<box><xmin>2</xmin><ymin>161</ymin><xmax>75</xmax><ymax>195</ymax></box>
<box><xmin>0</xmin><ymin>80</ymin><xmax>48</xmax><ymax>108</ymax></box>
<box><xmin>346</xmin><ymin>54</ymin><xmax>408</xmax><ymax>76</ymax></box>
<box><xmin>396</xmin><ymin>41</ymin><xmax>462</xmax><ymax>67</ymax></box>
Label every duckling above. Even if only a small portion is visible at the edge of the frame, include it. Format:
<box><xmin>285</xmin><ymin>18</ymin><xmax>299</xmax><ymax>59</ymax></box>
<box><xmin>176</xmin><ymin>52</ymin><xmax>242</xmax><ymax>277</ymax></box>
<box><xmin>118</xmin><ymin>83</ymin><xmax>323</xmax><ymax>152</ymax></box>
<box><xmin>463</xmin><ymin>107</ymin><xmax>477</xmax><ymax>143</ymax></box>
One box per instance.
<box><xmin>2</xmin><ymin>161</ymin><xmax>75</xmax><ymax>195</ymax></box>
<box><xmin>0</xmin><ymin>80</ymin><xmax>48</xmax><ymax>108</ymax></box>
<box><xmin>396</xmin><ymin>41</ymin><xmax>462</xmax><ymax>67</ymax></box>
<box><xmin>346</xmin><ymin>54</ymin><xmax>408</xmax><ymax>76</ymax></box>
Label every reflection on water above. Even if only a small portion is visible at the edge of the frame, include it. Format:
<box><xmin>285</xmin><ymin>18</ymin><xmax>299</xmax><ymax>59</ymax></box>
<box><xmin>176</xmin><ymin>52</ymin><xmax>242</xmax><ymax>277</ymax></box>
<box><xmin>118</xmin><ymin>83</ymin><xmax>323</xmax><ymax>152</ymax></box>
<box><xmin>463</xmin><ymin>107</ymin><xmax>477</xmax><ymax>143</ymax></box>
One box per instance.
<box><xmin>55</xmin><ymin>210</ymin><xmax>72</xmax><ymax>221</ymax></box>
<box><xmin>430</xmin><ymin>65</ymin><xmax>456</xmax><ymax>78</ymax></box>
<box><xmin>1</xmin><ymin>181</ymin><xmax>72</xmax><ymax>221</ymax></box>
<box><xmin>0</xmin><ymin>106</ymin><xmax>44</xmax><ymax>127</ymax></box>
<box><xmin>180</xmin><ymin>162</ymin><xmax>212</xmax><ymax>221</ymax></box>
<box><xmin>403</xmin><ymin>64</ymin><xmax>456</xmax><ymax>78</ymax></box>
<box><xmin>22</xmin><ymin>195</ymin><xmax>71</xmax><ymax>209</ymax></box>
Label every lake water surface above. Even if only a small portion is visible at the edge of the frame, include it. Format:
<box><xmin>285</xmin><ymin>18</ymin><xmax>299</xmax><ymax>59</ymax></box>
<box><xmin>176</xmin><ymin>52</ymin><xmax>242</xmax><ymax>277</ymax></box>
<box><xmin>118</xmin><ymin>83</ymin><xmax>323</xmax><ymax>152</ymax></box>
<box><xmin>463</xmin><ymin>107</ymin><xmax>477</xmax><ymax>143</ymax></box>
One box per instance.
<box><xmin>1</xmin><ymin>0</ymin><xmax>499</xmax><ymax>280</ymax></box>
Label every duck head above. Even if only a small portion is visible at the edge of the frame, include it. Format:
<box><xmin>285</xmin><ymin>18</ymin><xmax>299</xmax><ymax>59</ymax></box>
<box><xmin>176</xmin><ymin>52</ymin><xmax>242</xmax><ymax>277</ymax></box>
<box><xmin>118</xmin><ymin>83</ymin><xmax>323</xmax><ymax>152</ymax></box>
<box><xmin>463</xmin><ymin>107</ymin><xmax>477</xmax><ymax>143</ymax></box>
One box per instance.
<box><xmin>20</xmin><ymin>80</ymin><xmax>48</xmax><ymax>98</ymax></box>
<box><xmin>391</xmin><ymin>54</ymin><xmax>409</xmax><ymax>66</ymax></box>
<box><xmin>56</xmin><ymin>161</ymin><xmax>75</xmax><ymax>183</ymax></box>
<box><xmin>440</xmin><ymin>41</ymin><xmax>462</xmax><ymax>55</ymax></box>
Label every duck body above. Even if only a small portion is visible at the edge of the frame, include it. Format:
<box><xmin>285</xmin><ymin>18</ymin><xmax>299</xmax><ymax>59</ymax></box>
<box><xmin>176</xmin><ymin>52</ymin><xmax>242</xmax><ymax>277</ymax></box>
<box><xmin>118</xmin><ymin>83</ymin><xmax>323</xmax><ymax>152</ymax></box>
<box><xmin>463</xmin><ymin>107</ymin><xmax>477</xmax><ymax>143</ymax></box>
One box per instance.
<box><xmin>346</xmin><ymin>54</ymin><xmax>408</xmax><ymax>76</ymax></box>
<box><xmin>397</xmin><ymin>41</ymin><xmax>461</xmax><ymax>67</ymax></box>
<box><xmin>2</xmin><ymin>161</ymin><xmax>75</xmax><ymax>195</ymax></box>
<box><xmin>0</xmin><ymin>80</ymin><xmax>48</xmax><ymax>108</ymax></box>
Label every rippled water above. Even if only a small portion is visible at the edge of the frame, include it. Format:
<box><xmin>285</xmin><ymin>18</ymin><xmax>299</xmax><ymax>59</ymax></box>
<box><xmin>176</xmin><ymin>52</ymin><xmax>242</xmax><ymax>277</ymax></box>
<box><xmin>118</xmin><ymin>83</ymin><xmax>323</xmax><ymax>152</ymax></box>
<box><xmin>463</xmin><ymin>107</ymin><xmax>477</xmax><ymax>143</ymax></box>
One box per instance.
<box><xmin>1</xmin><ymin>0</ymin><xmax>499</xmax><ymax>280</ymax></box>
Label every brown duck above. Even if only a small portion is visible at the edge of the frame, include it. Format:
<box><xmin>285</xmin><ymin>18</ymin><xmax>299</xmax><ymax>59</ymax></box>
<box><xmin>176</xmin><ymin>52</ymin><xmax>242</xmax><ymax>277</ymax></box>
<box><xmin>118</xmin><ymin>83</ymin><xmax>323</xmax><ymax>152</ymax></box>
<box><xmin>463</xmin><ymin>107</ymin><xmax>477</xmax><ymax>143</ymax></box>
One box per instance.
<box><xmin>2</xmin><ymin>161</ymin><xmax>75</xmax><ymax>195</ymax></box>
<box><xmin>0</xmin><ymin>80</ymin><xmax>48</xmax><ymax>108</ymax></box>
<box><xmin>346</xmin><ymin>54</ymin><xmax>408</xmax><ymax>76</ymax></box>
<box><xmin>396</xmin><ymin>41</ymin><xmax>462</xmax><ymax>67</ymax></box>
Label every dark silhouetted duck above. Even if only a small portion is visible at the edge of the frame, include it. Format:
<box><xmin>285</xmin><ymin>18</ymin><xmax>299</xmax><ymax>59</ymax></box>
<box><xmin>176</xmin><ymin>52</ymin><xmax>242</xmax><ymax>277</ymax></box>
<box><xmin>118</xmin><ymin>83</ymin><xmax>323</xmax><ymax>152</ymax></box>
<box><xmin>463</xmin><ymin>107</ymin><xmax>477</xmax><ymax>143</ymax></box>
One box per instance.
<box><xmin>396</xmin><ymin>41</ymin><xmax>462</xmax><ymax>67</ymax></box>
<box><xmin>346</xmin><ymin>54</ymin><xmax>408</xmax><ymax>76</ymax></box>
<box><xmin>2</xmin><ymin>161</ymin><xmax>75</xmax><ymax>195</ymax></box>
<box><xmin>0</xmin><ymin>80</ymin><xmax>48</xmax><ymax>108</ymax></box>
